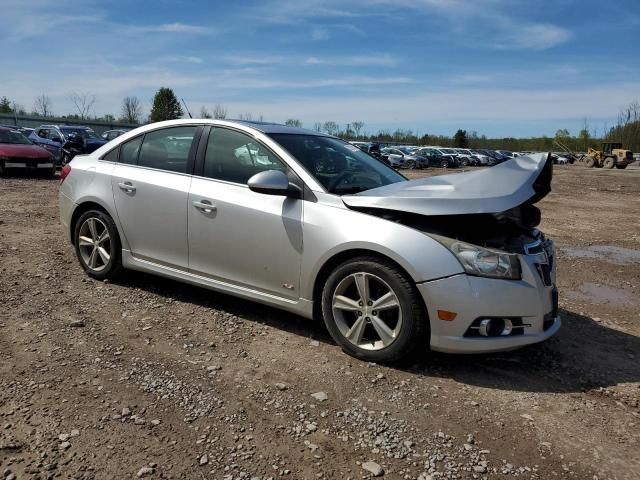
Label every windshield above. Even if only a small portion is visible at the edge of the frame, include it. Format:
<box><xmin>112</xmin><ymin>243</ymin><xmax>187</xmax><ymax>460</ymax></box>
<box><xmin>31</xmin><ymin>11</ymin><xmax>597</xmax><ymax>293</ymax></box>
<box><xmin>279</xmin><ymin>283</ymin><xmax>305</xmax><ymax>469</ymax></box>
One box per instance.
<box><xmin>269</xmin><ymin>134</ymin><xmax>406</xmax><ymax>194</ymax></box>
<box><xmin>0</xmin><ymin>129</ymin><xmax>32</xmax><ymax>145</ymax></box>
<box><xmin>60</xmin><ymin>127</ymin><xmax>99</xmax><ymax>139</ymax></box>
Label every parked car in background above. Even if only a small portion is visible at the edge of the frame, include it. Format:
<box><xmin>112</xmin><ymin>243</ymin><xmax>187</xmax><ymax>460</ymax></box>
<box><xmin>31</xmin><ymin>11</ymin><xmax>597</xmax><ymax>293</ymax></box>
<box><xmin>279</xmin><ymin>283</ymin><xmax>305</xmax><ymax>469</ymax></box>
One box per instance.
<box><xmin>102</xmin><ymin>129</ymin><xmax>128</xmax><ymax>141</ymax></box>
<box><xmin>29</xmin><ymin>125</ymin><xmax>108</xmax><ymax>165</ymax></box>
<box><xmin>415</xmin><ymin>148</ymin><xmax>458</xmax><ymax>168</ymax></box>
<box><xmin>0</xmin><ymin>126</ymin><xmax>55</xmax><ymax>177</ymax></box>
<box><xmin>59</xmin><ymin>119</ymin><xmax>559</xmax><ymax>363</ymax></box>
<box><xmin>381</xmin><ymin>147</ymin><xmax>408</xmax><ymax>168</ymax></box>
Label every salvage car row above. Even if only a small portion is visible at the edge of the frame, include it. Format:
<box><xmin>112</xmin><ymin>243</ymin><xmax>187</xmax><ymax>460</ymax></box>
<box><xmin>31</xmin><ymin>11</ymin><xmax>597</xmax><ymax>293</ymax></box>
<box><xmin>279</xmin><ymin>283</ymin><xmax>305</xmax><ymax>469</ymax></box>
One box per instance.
<box><xmin>0</xmin><ymin>123</ymin><xmax>129</xmax><ymax>176</ymax></box>
<box><xmin>351</xmin><ymin>141</ymin><xmax>521</xmax><ymax>169</ymax></box>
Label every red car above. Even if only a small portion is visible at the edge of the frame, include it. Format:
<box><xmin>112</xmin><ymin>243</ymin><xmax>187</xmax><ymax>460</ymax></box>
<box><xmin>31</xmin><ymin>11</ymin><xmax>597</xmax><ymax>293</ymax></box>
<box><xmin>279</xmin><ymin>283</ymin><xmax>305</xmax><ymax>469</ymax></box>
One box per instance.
<box><xmin>0</xmin><ymin>127</ymin><xmax>55</xmax><ymax>177</ymax></box>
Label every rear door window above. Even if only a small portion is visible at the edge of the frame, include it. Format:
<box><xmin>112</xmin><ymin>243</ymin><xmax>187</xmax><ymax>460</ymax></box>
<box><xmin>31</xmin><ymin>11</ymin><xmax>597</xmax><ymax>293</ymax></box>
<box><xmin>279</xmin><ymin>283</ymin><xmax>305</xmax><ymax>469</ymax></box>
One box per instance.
<box><xmin>119</xmin><ymin>136</ymin><xmax>143</xmax><ymax>165</ymax></box>
<box><xmin>138</xmin><ymin>126</ymin><xmax>197</xmax><ymax>174</ymax></box>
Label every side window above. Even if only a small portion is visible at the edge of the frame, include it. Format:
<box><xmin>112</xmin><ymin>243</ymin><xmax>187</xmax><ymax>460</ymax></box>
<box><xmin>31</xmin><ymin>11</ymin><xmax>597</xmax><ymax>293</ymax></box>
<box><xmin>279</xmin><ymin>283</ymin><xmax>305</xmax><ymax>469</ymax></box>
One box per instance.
<box><xmin>203</xmin><ymin>128</ymin><xmax>286</xmax><ymax>184</ymax></box>
<box><xmin>102</xmin><ymin>147</ymin><xmax>119</xmax><ymax>162</ymax></box>
<box><xmin>37</xmin><ymin>129</ymin><xmax>48</xmax><ymax>138</ymax></box>
<box><xmin>138</xmin><ymin>126</ymin><xmax>197</xmax><ymax>174</ymax></box>
<box><xmin>120</xmin><ymin>136</ymin><xmax>143</xmax><ymax>165</ymax></box>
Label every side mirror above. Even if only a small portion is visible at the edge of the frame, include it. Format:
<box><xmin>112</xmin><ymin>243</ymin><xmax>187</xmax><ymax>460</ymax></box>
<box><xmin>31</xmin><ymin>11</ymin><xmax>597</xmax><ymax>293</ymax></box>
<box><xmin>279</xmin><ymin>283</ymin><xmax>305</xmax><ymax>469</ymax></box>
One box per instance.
<box><xmin>248</xmin><ymin>170</ymin><xmax>302</xmax><ymax>198</ymax></box>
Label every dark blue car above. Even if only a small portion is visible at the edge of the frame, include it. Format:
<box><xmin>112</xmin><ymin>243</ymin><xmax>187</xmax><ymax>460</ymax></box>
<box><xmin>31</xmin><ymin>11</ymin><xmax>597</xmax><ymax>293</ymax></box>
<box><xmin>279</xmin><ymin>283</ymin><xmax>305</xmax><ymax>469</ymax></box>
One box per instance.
<box><xmin>29</xmin><ymin>124</ymin><xmax>107</xmax><ymax>165</ymax></box>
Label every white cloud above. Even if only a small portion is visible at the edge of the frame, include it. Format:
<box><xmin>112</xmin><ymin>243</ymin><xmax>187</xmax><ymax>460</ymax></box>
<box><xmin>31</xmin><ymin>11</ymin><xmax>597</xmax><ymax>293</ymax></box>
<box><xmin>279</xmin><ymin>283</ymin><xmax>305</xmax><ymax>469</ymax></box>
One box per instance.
<box><xmin>125</xmin><ymin>22</ymin><xmax>211</xmax><ymax>34</ymax></box>
<box><xmin>494</xmin><ymin>23</ymin><xmax>572</xmax><ymax>51</ymax></box>
<box><xmin>311</xmin><ymin>28</ymin><xmax>331</xmax><ymax>40</ymax></box>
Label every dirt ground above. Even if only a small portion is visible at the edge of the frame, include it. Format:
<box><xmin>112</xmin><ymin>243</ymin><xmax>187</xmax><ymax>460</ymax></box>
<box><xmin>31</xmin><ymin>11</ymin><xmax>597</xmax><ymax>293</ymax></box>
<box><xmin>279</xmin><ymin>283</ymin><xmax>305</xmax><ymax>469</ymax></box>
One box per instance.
<box><xmin>1</xmin><ymin>164</ymin><xmax>639</xmax><ymax>480</ymax></box>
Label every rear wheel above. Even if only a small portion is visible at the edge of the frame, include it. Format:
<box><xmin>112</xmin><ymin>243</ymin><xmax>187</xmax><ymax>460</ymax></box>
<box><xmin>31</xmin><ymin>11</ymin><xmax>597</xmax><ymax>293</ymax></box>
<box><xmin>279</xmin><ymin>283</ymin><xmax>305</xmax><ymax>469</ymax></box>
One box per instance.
<box><xmin>74</xmin><ymin>209</ymin><xmax>123</xmax><ymax>280</ymax></box>
<box><xmin>440</xmin><ymin>159</ymin><xmax>449</xmax><ymax>168</ymax></box>
<box><xmin>321</xmin><ymin>256</ymin><xmax>428</xmax><ymax>363</ymax></box>
<box><xmin>603</xmin><ymin>157</ymin><xmax>616</xmax><ymax>169</ymax></box>
<box><xmin>583</xmin><ymin>156</ymin><xmax>596</xmax><ymax>168</ymax></box>
<box><xmin>459</xmin><ymin>158</ymin><xmax>469</xmax><ymax>167</ymax></box>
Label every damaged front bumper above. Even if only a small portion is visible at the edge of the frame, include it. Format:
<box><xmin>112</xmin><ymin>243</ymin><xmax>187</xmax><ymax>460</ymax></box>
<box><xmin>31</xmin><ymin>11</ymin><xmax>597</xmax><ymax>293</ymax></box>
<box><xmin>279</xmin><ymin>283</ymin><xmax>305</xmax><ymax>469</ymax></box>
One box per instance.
<box><xmin>418</xmin><ymin>239</ymin><xmax>560</xmax><ymax>354</ymax></box>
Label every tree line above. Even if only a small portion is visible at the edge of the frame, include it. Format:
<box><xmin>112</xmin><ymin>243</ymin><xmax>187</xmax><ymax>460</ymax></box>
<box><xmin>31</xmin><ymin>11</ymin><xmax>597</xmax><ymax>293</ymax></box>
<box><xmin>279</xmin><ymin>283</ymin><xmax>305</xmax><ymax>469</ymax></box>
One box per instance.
<box><xmin>1</xmin><ymin>89</ymin><xmax>638</xmax><ymax>153</ymax></box>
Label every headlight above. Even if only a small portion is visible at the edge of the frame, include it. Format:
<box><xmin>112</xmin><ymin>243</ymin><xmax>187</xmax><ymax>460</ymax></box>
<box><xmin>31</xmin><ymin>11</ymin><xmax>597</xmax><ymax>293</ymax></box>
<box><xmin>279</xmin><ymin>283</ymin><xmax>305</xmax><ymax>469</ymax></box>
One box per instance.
<box><xmin>433</xmin><ymin>235</ymin><xmax>522</xmax><ymax>280</ymax></box>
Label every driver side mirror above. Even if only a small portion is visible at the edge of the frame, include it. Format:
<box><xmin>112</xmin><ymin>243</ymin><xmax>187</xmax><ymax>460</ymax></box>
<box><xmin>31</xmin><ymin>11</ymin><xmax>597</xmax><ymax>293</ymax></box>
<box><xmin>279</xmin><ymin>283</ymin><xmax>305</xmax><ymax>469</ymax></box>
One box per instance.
<box><xmin>248</xmin><ymin>170</ymin><xmax>302</xmax><ymax>199</ymax></box>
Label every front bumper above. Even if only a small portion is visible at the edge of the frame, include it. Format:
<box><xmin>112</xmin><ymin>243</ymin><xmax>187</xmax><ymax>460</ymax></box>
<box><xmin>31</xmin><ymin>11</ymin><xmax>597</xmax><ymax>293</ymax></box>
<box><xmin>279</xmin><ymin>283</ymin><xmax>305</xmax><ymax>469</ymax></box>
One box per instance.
<box><xmin>418</xmin><ymin>247</ymin><xmax>559</xmax><ymax>353</ymax></box>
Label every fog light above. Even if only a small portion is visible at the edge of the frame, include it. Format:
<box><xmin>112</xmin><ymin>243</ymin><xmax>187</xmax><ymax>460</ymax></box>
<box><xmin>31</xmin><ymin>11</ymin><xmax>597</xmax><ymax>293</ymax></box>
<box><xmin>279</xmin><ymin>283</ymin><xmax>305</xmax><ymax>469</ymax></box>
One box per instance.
<box><xmin>478</xmin><ymin>318</ymin><xmax>513</xmax><ymax>337</ymax></box>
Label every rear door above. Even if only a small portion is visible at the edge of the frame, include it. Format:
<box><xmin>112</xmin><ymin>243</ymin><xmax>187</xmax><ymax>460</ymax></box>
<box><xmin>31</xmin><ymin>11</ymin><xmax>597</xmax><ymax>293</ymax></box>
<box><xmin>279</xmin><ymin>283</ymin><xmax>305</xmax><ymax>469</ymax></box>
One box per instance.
<box><xmin>111</xmin><ymin>125</ymin><xmax>199</xmax><ymax>269</ymax></box>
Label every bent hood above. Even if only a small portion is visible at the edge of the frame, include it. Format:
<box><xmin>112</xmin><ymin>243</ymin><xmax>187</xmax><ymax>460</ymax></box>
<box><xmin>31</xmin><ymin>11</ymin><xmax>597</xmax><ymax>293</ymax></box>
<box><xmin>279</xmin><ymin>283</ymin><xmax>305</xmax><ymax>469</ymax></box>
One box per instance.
<box><xmin>342</xmin><ymin>153</ymin><xmax>552</xmax><ymax>216</ymax></box>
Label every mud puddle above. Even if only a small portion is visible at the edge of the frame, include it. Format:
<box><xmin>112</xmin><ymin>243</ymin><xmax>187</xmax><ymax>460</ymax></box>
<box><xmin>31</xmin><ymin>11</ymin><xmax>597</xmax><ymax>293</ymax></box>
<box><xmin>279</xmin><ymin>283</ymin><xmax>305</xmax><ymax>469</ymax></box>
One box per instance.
<box><xmin>559</xmin><ymin>245</ymin><xmax>640</xmax><ymax>265</ymax></box>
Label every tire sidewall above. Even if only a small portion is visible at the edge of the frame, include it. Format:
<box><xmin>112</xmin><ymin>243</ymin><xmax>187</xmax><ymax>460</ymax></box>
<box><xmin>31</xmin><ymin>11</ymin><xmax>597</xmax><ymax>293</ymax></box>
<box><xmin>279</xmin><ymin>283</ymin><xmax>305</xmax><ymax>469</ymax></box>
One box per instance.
<box><xmin>74</xmin><ymin>210</ymin><xmax>121</xmax><ymax>280</ymax></box>
<box><xmin>321</xmin><ymin>258</ymin><xmax>427</xmax><ymax>363</ymax></box>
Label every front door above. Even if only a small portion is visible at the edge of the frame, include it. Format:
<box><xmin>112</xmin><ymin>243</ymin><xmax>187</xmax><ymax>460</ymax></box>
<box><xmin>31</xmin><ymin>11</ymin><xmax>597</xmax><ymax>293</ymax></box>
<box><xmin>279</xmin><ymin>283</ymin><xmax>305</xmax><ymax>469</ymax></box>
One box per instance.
<box><xmin>111</xmin><ymin>126</ymin><xmax>198</xmax><ymax>269</ymax></box>
<box><xmin>188</xmin><ymin>127</ymin><xmax>303</xmax><ymax>299</ymax></box>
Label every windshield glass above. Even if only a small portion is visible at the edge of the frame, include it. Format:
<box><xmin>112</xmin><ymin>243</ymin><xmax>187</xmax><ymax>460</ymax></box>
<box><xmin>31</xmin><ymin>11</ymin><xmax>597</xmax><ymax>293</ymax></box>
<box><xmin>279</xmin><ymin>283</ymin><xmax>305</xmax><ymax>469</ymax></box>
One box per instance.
<box><xmin>61</xmin><ymin>127</ymin><xmax>98</xmax><ymax>139</ymax></box>
<box><xmin>0</xmin><ymin>129</ymin><xmax>32</xmax><ymax>145</ymax></box>
<box><xmin>269</xmin><ymin>134</ymin><xmax>406</xmax><ymax>194</ymax></box>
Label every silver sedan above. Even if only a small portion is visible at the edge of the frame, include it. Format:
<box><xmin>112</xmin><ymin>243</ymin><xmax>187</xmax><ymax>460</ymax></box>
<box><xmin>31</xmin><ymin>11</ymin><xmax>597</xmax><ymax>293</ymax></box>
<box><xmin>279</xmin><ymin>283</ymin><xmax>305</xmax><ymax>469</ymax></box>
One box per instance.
<box><xmin>59</xmin><ymin>120</ymin><xmax>560</xmax><ymax>363</ymax></box>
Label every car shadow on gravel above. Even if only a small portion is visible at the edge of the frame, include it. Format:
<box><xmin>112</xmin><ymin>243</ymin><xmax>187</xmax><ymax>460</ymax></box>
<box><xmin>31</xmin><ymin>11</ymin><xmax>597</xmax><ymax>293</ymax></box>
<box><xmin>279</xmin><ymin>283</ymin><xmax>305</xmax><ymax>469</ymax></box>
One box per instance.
<box><xmin>407</xmin><ymin>308</ymin><xmax>640</xmax><ymax>393</ymax></box>
<box><xmin>111</xmin><ymin>271</ymin><xmax>639</xmax><ymax>393</ymax></box>
<box><xmin>116</xmin><ymin>270</ymin><xmax>334</xmax><ymax>343</ymax></box>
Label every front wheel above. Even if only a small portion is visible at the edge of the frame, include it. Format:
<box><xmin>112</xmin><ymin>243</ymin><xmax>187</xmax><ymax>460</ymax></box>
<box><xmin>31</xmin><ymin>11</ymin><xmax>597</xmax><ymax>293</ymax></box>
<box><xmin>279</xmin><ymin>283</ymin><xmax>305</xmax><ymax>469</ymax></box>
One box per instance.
<box><xmin>440</xmin><ymin>159</ymin><xmax>449</xmax><ymax>168</ymax></box>
<box><xmin>321</xmin><ymin>257</ymin><xmax>428</xmax><ymax>363</ymax></box>
<box><xmin>74</xmin><ymin>210</ymin><xmax>123</xmax><ymax>280</ymax></box>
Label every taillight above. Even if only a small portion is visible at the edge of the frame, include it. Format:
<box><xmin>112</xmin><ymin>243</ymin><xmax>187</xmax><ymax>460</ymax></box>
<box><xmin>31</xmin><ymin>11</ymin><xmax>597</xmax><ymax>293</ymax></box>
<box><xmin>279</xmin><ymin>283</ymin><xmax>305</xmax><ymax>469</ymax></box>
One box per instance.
<box><xmin>60</xmin><ymin>164</ymin><xmax>72</xmax><ymax>184</ymax></box>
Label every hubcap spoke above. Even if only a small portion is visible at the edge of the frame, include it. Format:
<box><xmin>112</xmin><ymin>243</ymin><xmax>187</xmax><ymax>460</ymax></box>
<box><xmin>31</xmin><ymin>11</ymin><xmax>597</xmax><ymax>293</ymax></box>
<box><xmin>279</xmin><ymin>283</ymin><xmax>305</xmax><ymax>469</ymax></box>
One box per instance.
<box><xmin>97</xmin><ymin>247</ymin><xmax>110</xmax><ymax>265</ymax></box>
<box><xmin>353</xmin><ymin>273</ymin><xmax>370</xmax><ymax>304</ymax></box>
<box><xmin>78</xmin><ymin>235</ymin><xmax>94</xmax><ymax>248</ymax></box>
<box><xmin>371</xmin><ymin>291</ymin><xmax>399</xmax><ymax>311</ymax></box>
<box><xmin>97</xmin><ymin>230</ymin><xmax>109</xmax><ymax>245</ymax></box>
<box><xmin>87</xmin><ymin>218</ymin><xmax>98</xmax><ymax>241</ymax></box>
<box><xmin>370</xmin><ymin>316</ymin><xmax>395</xmax><ymax>345</ymax></box>
<box><xmin>333</xmin><ymin>295</ymin><xmax>360</xmax><ymax>312</ymax></box>
<box><xmin>88</xmin><ymin>248</ymin><xmax>98</xmax><ymax>268</ymax></box>
<box><xmin>345</xmin><ymin>316</ymin><xmax>367</xmax><ymax>344</ymax></box>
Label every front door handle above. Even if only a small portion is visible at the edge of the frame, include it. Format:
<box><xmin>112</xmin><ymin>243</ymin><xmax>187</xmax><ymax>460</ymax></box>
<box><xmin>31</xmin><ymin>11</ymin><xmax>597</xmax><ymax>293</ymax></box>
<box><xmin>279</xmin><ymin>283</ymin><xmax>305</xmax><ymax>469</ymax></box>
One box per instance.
<box><xmin>118</xmin><ymin>182</ymin><xmax>136</xmax><ymax>193</ymax></box>
<box><xmin>193</xmin><ymin>200</ymin><xmax>217</xmax><ymax>214</ymax></box>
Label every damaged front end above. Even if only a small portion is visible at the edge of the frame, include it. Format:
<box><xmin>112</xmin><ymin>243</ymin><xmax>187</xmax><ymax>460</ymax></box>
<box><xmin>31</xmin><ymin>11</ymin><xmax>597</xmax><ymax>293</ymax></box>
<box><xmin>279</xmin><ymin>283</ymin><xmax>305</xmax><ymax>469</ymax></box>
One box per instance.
<box><xmin>342</xmin><ymin>153</ymin><xmax>554</xmax><ymax>259</ymax></box>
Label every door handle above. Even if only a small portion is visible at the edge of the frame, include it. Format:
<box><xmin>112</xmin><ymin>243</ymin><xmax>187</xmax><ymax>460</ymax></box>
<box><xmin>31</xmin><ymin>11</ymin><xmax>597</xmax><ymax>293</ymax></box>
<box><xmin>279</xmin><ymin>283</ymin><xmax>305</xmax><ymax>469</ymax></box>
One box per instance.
<box><xmin>192</xmin><ymin>200</ymin><xmax>217</xmax><ymax>214</ymax></box>
<box><xmin>118</xmin><ymin>182</ymin><xmax>136</xmax><ymax>193</ymax></box>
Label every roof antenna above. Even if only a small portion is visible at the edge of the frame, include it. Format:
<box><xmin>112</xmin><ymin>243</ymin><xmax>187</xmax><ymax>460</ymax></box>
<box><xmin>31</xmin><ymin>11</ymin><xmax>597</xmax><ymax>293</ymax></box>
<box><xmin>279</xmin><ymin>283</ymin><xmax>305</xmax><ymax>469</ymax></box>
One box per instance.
<box><xmin>181</xmin><ymin>98</ymin><xmax>193</xmax><ymax>119</ymax></box>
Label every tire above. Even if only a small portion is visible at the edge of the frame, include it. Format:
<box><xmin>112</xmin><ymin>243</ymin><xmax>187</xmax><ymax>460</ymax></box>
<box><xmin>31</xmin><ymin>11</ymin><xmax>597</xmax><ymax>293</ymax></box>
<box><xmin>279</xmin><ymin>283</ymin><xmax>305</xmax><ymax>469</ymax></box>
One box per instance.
<box><xmin>321</xmin><ymin>256</ymin><xmax>428</xmax><ymax>363</ymax></box>
<box><xmin>615</xmin><ymin>164</ymin><xmax>628</xmax><ymax>169</ymax></box>
<box><xmin>73</xmin><ymin>209</ymin><xmax>123</xmax><ymax>280</ymax></box>
<box><xmin>406</xmin><ymin>160</ymin><xmax>416</xmax><ymax>170</ymax></box>
<box><xmin>603</xmin><ymin>157</ymin><xmax>616</xmax><ymax>169</ymax></box>
<box><xmin>460</xmin><ymin>158</ymin><xmax>469</xmax><ymax>167</ymax></box>
<box><xmin>584</xmin><ymin>156</ymin><xmax>596</xmax><ymax>168</ymax></box>
<box><xmin>440</xmin><ymin>159</ymin><xmax>449</xmax><ymax>168</ymax></box>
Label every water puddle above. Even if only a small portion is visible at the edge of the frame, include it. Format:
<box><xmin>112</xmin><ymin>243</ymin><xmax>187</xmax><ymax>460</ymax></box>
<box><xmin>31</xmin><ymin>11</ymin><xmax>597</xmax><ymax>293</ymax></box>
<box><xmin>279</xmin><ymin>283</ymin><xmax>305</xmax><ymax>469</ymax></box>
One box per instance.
<box><xmin>566</xmin><ymin>283</ymin><xmax>637</xmax><ymax>306</ymax></box>
<box><xmin>559</xmin><ymin>245</ymin><xmax>640</xmax><ymax>265</ymax></box>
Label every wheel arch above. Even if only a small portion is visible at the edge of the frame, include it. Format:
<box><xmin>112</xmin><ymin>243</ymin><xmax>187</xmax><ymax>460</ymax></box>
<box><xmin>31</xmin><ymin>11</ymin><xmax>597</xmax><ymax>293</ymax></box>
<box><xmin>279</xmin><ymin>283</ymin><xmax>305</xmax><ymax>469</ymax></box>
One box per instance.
<box><xmin>69</xmin><ymin>201</ymin><xmax>123</xmax><ymax>247</ymax></box>
<box><xmin>311</xmin><ymin>248</ymin><xmax>426</xmax><ymax>321</ymax></box>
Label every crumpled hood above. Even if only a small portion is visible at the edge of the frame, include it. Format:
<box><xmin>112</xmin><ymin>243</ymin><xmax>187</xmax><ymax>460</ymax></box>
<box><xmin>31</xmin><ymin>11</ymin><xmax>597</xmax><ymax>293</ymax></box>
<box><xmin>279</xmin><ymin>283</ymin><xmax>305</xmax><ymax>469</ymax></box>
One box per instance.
<box><xmin>343</xmin><ymin>153</ymin><xmax>552</xmax><ymax>216</ymax></box>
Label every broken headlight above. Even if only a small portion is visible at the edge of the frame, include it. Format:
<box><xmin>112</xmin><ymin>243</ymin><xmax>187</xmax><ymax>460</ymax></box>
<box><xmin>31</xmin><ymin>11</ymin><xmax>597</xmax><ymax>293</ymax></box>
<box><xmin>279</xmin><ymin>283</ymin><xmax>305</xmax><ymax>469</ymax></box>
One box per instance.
<box><xmin>434</xmin><ymin>236</ymin><xmax>522</xmax><ymax>280</ymax></box>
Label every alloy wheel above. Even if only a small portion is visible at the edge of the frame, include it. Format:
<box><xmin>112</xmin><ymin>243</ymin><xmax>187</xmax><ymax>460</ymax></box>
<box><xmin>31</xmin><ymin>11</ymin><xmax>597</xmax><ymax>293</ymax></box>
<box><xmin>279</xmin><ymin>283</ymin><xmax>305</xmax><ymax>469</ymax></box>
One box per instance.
<box><xmin>78</xmin><ymin>217</ymin><xmax>111</xmax><ymax>272</ymax></box>
<box><xmin>332</xmin><ymin>272</ymin><xmax>403</xmax><ymax>351</ymax></box>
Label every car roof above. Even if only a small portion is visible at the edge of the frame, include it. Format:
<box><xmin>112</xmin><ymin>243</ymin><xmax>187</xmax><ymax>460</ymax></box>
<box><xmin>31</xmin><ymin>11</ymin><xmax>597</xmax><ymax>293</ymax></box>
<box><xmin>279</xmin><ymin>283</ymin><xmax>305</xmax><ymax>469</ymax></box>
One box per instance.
<box><xmin>230</xmin><ymin>120</ymin><xmax>327</xmax><ymax>136</ymax></box>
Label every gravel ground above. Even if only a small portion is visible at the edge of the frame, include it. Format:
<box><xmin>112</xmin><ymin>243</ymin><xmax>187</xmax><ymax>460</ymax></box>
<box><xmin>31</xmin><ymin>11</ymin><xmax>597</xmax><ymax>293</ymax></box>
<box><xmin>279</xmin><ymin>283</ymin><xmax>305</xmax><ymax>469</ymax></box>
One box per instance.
<box><xmin>1</xmin><ymin>165</ymin><xmax>639</xmax><ymax>479</ymax></box>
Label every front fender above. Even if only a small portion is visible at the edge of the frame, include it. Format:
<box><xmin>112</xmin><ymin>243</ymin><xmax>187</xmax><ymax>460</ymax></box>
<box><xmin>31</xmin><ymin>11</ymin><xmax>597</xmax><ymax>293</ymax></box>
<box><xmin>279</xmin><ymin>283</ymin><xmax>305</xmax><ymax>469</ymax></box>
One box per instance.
<box><xmin>300</xmin><ymin>200</ymin><xmax>464</xmax><ymax>300</ymax></box>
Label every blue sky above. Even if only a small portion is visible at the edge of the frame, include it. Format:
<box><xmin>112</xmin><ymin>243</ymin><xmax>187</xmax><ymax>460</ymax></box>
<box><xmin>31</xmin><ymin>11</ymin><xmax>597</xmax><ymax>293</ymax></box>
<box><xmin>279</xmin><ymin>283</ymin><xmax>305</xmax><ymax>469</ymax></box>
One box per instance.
<box><xmin>2</xmin><ymin>0</ymin><xmax>639</xmax><ymax>137</ymax></box>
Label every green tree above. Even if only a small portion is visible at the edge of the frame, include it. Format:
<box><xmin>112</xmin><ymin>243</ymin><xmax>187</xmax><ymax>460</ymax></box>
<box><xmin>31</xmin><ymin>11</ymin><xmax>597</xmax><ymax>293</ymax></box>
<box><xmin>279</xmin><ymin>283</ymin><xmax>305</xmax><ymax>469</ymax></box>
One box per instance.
<box><xmin>285</xmin><ymin>119</ymin><xmax>303</xmax><ymax>127</ymax></box>
<box><xmin>0</xmin><ymin>96</ymin><xmax>13</xmax><ymax>113</ymax></box>
<box><xmin>149</xmin><ymin>87</ymin><xmax>183</xmax><ymax>122</ymax></box>
<box><xmin>453</xmin><ymin>129</ymin><xmax>468</xmax><ymax>148</ymax></box>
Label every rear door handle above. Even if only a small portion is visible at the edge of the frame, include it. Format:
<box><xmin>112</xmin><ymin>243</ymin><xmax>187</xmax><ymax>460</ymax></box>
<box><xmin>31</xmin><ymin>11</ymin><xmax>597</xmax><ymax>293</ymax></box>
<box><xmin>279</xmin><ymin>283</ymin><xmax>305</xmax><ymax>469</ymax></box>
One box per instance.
<box><xmin>193</xmin><ymin>200</ymin><xmax>217</xmax><ymax>214</ymax></box>
<box><xmin>118</xmin><ymin>182</ymin><xmax>136</xmax><ymax>193</ymax></box>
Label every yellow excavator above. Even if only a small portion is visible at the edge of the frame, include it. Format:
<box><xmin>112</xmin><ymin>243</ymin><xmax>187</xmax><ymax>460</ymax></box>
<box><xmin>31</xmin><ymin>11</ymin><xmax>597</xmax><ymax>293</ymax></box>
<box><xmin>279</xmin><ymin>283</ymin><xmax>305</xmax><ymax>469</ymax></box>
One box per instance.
<box><xmin>579</xmin><ymin>142</ymin><xmax>634</xmax><ymax>169</ymax></box>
